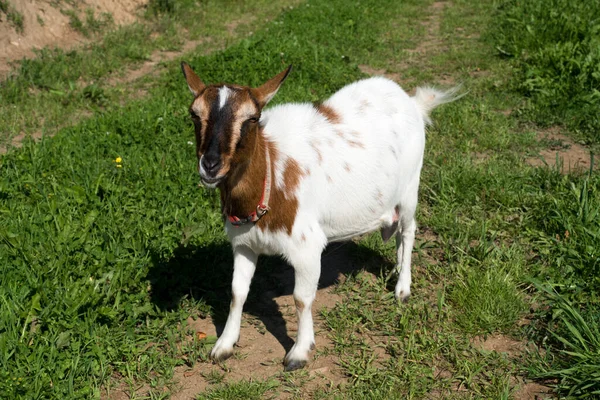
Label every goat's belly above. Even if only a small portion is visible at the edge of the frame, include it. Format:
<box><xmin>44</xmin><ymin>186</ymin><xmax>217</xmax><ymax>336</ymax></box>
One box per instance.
<box><xmin>322</xmin><ymin>207</ymin><xmax>397</xmax><ymax>243</ymax></box>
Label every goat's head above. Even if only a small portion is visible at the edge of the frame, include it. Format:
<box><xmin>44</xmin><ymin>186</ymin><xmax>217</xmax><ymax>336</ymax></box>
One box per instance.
<box><xmin>181</xmin><ymin>63</ymin><xmax>292</xmax><ymax>188</ymax></box>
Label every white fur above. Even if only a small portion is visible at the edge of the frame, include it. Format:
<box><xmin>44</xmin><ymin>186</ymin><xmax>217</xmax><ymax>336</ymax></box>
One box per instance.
<box><xmin>218</xmin><ymin>86</ymin><xmax>231</xmax><ymax>109</ymax></box>
<box><xmin>210</xmin><ymin>77</ymin><xmax>458</xmax><ymax>369</ymax></box>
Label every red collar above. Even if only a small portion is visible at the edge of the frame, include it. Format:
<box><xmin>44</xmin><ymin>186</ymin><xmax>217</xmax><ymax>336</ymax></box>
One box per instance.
<box><xmin>227</xmin><ymin>145</ymin><xmax>272</xmax><ymax>227</ymax></box>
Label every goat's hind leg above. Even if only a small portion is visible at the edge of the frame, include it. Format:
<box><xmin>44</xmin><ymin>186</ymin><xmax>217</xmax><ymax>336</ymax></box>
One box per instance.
<box><xmin>211</xmin><ymin>245</ymin><xmax>258</xmax><ymax>362</ymax></box>
<box><xmin>394</xmin><ymin>201</ymin><xmax>417</xmax><ymax>302</ymax></box>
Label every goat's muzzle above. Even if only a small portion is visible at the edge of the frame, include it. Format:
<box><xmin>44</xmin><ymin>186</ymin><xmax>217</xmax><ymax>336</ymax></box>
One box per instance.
<box><xmin>199</xmin><ymin>155</ymin><xmax>225</xmax><ymax>189</ymax></box>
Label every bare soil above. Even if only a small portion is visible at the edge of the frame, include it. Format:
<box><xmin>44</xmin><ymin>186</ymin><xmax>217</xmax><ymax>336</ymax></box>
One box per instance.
<box><xmin>0</xmin><ymin>0</ymin><xmax>146</xmax><ymax>79</ymax></box>
<box><xmin>527</xmin><ymin>127</ymin><xmax>594</xmax><ymax>173</ymax></box>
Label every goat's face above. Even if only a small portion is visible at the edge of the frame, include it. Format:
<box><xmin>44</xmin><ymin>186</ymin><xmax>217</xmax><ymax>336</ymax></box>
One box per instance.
<box><xmin>182</xmin><ymin>63</ymin><xmax>292</xmax><ymax>188</ymax></box>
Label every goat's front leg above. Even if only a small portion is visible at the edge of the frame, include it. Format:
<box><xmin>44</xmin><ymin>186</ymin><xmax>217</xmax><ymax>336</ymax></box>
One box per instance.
<box><xmin>211</xmin><ymin>245</ymin><xmax>257</xmax><ymax>362</ymax></box>
<box><xmin>284</xmin><ymin>247</ymin><xmax>322</xmax><ymax>371</ymax></box>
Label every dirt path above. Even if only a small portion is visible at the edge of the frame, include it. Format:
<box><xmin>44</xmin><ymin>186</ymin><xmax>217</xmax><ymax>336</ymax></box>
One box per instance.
<box><xmin>358</xmin><ymin>1</ymin><xmax>454</xmax><ymax>89</ymax></box>
<box><xmin>0</xmin><ymin>0</ymin><xmax>146</xmax><ymax>79</ymax></box>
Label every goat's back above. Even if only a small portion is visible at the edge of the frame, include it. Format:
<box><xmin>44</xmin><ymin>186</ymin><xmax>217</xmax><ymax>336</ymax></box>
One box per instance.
<box><xmin>260</xmin><ymin>77</ymin><xmax>426</xmax><ymax>242</ymax></box>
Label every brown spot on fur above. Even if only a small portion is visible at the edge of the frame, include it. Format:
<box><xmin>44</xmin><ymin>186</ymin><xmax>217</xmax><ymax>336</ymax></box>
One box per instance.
<box><xmin>301</xmin><ymin>233</ymin><xmax>306</xmax><ymax>242</ymax></box>
<box><xmin>326</xmin><ymin>175</ymin><xmax>333</xmax><ymax>183</ymax></box>
<box><xmin>358</xmin><ymin>99</ymin><xmax>371</xmax><ymax>113</ymax></box>
<box><xmin>347</xmin><ymin>140</ymin><xmax>365</xmax><ymax>149</ymax></box>
<box><xmin>315</xmin><ymin>103</ymin><xmax>341</xmax><ymax>124</ymax></box>
<box><xmin>375</xmin><ymin>189</ymin><xmax>384</xmax><ymax>206</ymax></box>
<box><xmin>335</xmin><ymin>130</ymin><xmax>345</xmax><ymax>139</ymax></box>
<box><xmin>343</xmin><ymin>162</ymin><xmax>351</xmax><ymax>172</ymax></box>
<box><xmin>310</xmin><ymin>139</ymin><xmax>323</xmax><ymax>164</ymax></box>
<box><xmin>294</xmin><ymin>298</ymin><xmax>305</xmax><ymax>313</ymax></box>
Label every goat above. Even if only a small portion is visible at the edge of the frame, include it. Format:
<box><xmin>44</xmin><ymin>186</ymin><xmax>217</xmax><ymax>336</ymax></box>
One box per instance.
<box><xmin>181</xmin><ymin>62</ymin><xmax>457</xmax><ymax>371</ymax></box>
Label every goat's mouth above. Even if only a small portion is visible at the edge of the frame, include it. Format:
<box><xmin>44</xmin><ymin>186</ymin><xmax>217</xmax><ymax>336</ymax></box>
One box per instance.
<box><xmin>200</xmin><ymin>175</ymin><xmax>224</xmax><ymax>189</ymax></box>
<box><xmin>200</xmin><ymin>176</ymin><xmax>224</xmax><ymax>189</ymax></box>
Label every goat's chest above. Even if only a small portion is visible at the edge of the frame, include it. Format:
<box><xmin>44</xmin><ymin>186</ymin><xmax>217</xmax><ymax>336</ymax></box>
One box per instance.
<box><xmin>226</xmin><ymin>223</ymin><xmax>294</xmax><ymax>256</ymax></box>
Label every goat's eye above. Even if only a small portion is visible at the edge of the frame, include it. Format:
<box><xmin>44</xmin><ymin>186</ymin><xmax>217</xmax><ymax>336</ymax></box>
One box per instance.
<box><xmin>248</xmin><ymin>117</ymin><xmax>259</xmax><ymax>123</ymax></box>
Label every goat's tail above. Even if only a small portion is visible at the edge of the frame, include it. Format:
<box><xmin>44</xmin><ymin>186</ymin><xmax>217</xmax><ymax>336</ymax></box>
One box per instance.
<box><xmin>412</xmin><ymin>86</ymin><xmax>464</xmax><ymax>125</ymax></box>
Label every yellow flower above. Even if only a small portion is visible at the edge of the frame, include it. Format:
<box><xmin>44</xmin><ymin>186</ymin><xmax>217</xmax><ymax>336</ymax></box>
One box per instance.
<box><xmin>115</xmin><ymin>157</ymin><xmax>122</xmax><ymax>163</ymax></box>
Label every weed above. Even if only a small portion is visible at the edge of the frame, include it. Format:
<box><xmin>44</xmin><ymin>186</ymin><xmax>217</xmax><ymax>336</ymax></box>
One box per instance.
<box><xmin>532</xmin><ymin>287</ymin><xmax>600</xmax><ymax>398</ymax></box>
<box><xmin>0</xmin><ymin>0</ymin><xmax>24</xmax><ymax>33</ymax></box>
<box><xmin>61</xmin><ymin>8</ymin><xmax>113</xmax><ymax>37</ymax></box>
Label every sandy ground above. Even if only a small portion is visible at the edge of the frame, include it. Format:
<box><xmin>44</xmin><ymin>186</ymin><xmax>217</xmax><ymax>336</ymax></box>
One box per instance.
<box><xmin>0</xmin><ymin>0</ymin><xmax>146</xmax><ymax>78</ymax></box>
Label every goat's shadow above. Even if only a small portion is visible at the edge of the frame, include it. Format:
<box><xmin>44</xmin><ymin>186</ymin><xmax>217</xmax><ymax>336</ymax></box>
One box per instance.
<box><xmin>147</xmin><ymin>239</ymin><xmax>394</xmax><ymax>353</ymax></box>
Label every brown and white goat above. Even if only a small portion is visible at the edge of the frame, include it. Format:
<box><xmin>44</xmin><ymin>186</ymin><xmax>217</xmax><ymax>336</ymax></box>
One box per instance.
<box><xmin>181</xmin><ymin>62</ymin><xmax>457</xmax><ymax>371</ymax></box>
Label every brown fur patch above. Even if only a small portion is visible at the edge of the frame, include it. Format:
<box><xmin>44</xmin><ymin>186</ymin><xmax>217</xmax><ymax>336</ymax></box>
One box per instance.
<box><xmin>282</xmin><ymin>158</ymin><xmax>305</xmax><ymax>195</ymax></box>
<box><xmin>217</xmin><ymin>123</ymin><xmax>302</xmax><ymax>236</ymax></box>
<box><xmin>315</xmin><ymin>103</ymin><xmax>341</xmax><ymax>124</ymax></box>
<box><xmin>256</xmin><ymin>142</ymin><xmax>305</xmax><ymax>235</ymax></box>
<box><xmin>219</xmin><ymin>124</ymin><xmax>264</xmax><ymax>219</ymax></box>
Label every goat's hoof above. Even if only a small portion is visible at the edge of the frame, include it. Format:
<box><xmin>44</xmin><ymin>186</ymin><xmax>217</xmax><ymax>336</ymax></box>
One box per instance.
<box><xmin>284</xmin><ymin>358</ymin><xmax>307</xmax><ymax>372</ymax></box>
<box><xmin>210</xmin><ymin>347</ymin><xmax>234</xmax><ymax>363</ymax></box>
<box><xmin>395</xmin><ymin>291</ymin><xmax>411</xmax><ymax>303</ymax></box>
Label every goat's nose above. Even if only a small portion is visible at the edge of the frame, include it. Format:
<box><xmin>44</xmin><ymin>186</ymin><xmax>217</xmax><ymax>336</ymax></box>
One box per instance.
<box><xmin>201</xmin><ymin>155</ymin><xmax>221</xmax><ymax>174</ymax></box>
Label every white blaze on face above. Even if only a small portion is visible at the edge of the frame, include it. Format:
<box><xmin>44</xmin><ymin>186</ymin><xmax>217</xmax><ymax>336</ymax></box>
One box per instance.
<box><xmin>218</xmin><ymin>86</ymin><xmax>232</xmax><ymax>109</ymax></box>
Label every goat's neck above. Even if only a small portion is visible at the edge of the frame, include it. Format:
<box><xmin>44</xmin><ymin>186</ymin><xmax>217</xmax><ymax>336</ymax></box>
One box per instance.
<box><xmin>219</xmin><ymin>130</ymin><xmax>268</xmax><ymax>219</ymax></box>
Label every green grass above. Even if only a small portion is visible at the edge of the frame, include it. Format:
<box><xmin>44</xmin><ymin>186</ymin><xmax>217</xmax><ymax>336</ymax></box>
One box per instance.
<box><xmin>196</xmin><ymin>379</ymin><xmax>279</xmax><ymax>399</ymax></box>
<box><xmin>492</xmin><ymin>0</ymin><xmax>600</xmax><ymax>144</ymax></box>
<box><xmin>0</xmin><ymin>0</ymin><xmax>301</xmax><ymax>147</ymax></box>
<box><xmin>1</xmin><ymin>0</ymin><xmax>599</xmax><ymax>398</ymax></box>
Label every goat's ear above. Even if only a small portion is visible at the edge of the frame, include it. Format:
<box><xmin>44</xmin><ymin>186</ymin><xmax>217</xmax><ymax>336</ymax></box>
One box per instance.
<box><xmin>252</xmin><ymin>65</ymin><xmax>292</xmax><ymax>107</ymax></box>
<box><xmin>181</xmin><ymin>62</ymin><xmax>205</xmax><ymax>97</ymax></box>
